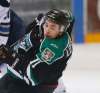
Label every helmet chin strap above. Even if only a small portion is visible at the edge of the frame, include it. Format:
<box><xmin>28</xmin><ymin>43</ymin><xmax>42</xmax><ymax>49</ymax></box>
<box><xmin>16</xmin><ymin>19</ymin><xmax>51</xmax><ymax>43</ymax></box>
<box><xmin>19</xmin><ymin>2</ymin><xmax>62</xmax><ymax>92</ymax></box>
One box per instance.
<box><xmin>60</xmin><ymin>22</ymin><xmax>70</xmax><ymax>32</ymax></box>
<box><xmin>60</xmin><ymin>26</ymin><xmax>65</xmax><ymax>32</ymax></box>
<box><xmin>64</xmin><ymin>22</ymin><xmax>71</xmax><ymax>32</ymax></box>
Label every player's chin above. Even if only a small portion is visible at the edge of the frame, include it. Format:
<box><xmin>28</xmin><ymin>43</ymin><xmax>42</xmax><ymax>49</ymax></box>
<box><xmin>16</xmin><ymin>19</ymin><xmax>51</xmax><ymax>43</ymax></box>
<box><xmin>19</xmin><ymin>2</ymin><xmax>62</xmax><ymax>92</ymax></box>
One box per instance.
<box><xmin>44</xmin><ymin>33</ymin><xmax>57</xmax><ymax>38</ymax></box>
<box><xmin>46</xmin><ymin>35</ymin><xmax>56</xmax><ymax>38</ymax></box>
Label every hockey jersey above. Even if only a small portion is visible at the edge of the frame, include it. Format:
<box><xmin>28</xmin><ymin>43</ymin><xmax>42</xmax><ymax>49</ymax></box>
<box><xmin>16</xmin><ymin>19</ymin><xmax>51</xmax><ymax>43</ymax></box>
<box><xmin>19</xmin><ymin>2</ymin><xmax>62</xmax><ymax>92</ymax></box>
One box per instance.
<box><xmin>7</xmin><ymin>14</ymin><xmax>74</xmax><ymax>86</ymax></box>
<box><xmin>0</xmin><ymin>0</ymin><xmax>10</xmax><ymax>45</ymax></box>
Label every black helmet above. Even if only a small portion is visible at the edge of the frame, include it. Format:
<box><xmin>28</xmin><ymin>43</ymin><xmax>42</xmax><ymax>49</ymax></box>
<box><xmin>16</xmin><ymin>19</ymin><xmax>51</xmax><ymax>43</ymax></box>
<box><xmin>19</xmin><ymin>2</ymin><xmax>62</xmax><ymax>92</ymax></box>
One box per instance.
<box><xmin>45</xmin><ymin>9</ymin><xmax>73</xmax><ymax>29</ymax></box>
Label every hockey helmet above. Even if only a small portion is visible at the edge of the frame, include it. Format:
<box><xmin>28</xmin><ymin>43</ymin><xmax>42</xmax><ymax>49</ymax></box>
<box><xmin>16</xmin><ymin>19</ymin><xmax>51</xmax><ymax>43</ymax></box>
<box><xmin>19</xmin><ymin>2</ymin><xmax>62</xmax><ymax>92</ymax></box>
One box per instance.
<box><xmin>45</xmin><ymin>9</ymin><xmax>73</xmax><ymax>32</ymax></box>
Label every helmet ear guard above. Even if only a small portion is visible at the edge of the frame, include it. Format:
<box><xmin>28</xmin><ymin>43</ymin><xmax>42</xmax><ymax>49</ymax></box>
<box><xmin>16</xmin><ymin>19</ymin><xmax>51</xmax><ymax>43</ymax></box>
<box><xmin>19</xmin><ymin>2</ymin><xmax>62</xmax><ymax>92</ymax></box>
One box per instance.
<box><xmin>63</xmin><ymin>10</ymin><xmax>74</xmax><ymax>32</ymax></box>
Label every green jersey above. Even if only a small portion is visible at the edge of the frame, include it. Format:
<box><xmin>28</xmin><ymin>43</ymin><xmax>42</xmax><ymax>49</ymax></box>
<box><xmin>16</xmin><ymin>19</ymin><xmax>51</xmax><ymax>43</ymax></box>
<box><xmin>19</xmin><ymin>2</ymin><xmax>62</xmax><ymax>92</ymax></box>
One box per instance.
<box><xmin>7</xmin><ymin>32</ymin><xmax>72</xmax><ymax>86</ymax></box>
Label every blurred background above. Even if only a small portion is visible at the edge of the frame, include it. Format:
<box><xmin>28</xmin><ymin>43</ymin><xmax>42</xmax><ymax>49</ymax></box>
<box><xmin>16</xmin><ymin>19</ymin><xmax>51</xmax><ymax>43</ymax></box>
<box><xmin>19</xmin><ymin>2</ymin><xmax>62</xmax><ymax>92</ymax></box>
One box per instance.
<box><xmin>10</xmin><ymin>0</ymin><xmax>100</xmax><ymax>93</ymax></box>
<box><xmin>11</xmin><ymin>0</ymin><xmax>71</xmax><ymax>25</ymax></box>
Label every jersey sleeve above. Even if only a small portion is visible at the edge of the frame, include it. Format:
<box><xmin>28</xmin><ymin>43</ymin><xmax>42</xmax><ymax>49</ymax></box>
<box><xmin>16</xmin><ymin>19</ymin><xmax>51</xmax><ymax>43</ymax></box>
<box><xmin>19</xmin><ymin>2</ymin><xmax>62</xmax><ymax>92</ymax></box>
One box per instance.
<box><xmin>13</xmin><ymin>32</ymin><xmax>33</xmax><ymax>53</ymax></box>
<box><xmin>25</xmin><ymin>13</ymin><xmax>44</xmax><ymax>34</ymax></box>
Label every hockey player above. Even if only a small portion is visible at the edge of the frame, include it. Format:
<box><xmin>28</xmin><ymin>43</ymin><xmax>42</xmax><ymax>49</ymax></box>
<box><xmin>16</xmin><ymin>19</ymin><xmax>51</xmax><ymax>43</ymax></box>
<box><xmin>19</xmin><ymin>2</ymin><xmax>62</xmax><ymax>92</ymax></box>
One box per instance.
<box><xmin>0</xmin><ymin>0</ymin><xmax>26</xmax><ymax>47</ymax></box>
<box><xmin>0</xmin><ymin>9</ymin><xmax>74</xmax><ymax>93</ymax></box>
<box><xmin>0</xmin><ymin>0</ymin><xmax>26</xmax><ymax>77</ymax></box>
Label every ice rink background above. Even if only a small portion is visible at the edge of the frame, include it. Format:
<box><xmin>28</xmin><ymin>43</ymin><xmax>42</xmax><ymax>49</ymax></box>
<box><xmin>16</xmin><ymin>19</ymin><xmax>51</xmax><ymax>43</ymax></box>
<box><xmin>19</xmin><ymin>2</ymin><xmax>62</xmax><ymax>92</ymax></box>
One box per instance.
<box><xmin>62</xmin><ymin>44</ymin><xmax>100</xmax><ymax>93</ymax></box>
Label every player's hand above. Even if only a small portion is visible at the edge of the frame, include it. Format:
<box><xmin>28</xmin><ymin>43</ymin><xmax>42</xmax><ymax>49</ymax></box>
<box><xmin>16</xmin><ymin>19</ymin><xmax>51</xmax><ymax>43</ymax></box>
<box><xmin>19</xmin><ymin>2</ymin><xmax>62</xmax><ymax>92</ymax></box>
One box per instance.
<box><xmin>0</xmin><ymin>44</ymin><xmax>14</xmax><ymax>61</ymax></box>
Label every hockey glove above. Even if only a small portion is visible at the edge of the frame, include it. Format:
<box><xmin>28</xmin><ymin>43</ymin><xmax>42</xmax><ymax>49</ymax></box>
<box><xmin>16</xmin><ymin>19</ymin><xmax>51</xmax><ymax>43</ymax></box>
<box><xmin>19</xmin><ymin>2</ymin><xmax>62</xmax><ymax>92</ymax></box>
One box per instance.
<box><xmin>0</xmin><ymin>44</ymin><xmax>15</xmax><ymax>64</ymax></box>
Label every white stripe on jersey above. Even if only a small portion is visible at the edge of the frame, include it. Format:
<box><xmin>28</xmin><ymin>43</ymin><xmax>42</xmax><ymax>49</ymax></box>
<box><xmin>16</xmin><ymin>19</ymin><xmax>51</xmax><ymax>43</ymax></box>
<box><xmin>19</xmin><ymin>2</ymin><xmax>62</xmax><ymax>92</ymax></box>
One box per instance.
<box><xmin>0</xmin><ymin>35</ymin><xmax>8</xmax><ymax>45</ymax></box>
<box><xmin>0</xmin><ymin>4</ymin><xmax>10</xmax><ymax>43</ymax></box>
<box><xmin>7</xmin><ymin>64</ymin><xmax>23</xmax><ymax>79</ymax></box>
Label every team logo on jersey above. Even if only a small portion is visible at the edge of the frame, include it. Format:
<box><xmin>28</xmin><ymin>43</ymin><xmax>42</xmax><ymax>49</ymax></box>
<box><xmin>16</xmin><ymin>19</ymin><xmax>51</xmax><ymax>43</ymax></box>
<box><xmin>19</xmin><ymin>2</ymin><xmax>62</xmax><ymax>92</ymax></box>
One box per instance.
<box><xmin>41</xmin><ymin>48</ymin><xmax>55</xmax><ymax>63</ymax></box>
<box><xmin>14</xmin><ymin>33</ymin><xmax>32</xmax><ymax>52</ymax></box>
<box><xmin>19</xmin><ymin>34</ymin><xmax>32</xmax><ymax>51</ymax></box>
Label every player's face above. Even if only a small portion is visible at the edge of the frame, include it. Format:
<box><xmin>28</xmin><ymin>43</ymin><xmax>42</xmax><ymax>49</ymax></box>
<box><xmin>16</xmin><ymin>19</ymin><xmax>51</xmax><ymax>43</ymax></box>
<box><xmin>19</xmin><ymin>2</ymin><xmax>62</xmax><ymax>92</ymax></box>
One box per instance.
<box><xmin>43</xmin><ymin>19</ymin><xmax>62</xmax><ymax>38</ymax></box>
